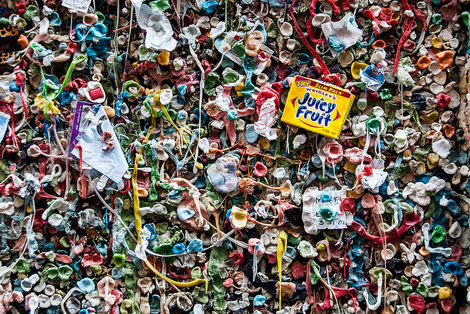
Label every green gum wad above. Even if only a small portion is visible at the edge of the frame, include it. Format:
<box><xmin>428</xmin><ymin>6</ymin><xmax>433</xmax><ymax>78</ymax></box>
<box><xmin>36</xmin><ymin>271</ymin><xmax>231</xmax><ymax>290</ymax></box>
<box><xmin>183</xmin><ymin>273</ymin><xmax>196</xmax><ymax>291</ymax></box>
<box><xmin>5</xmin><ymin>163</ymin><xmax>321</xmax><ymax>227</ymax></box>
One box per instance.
<box><xmin>371</xmin><ymin>267</ymin><xmax>392</xmax><ymax>280</ymax></box>
<box><xmin>266</xmin><ymin>20</ymin><xmax>278</xmax><ymax>38</ymax></box>
<box><xmin>121</xmin><ymin>201</ymin><xmax>135</xmax><ymax>222</ymax></box>
<box><xmin>89</xmin><ymin>264</ymin><xmax>103</xmax><ymax>275</ymax></box>
<box><xmin>308</xmin><ymin>260</ymin><xmax>321</xmax><ymax>285</ymax></box>
<box><xmin>59</xmin><ymin>236</ymin><xmax>70</xmax><ymax>248</ymax></box>
<box><xmin>23</xmin><ymin>5</ymin><xmax>38</xmax><ymax>21</ymax></box>
<box><xmin>366</xmin><ymin>118</ymin><xmax>381</xmax><ymax>135</ymax></box>
<box><xmin>462</xmin><ymin>12</ymin><xmax>470</xmax><ymax>46</ymax></box>
<box><xmin>287</xmin><ymin>234</ymin><xmax>302</xmax><ymax>248</ymax></box>
<box><xmin>113</xmin><ymin>252</ymin><xmax>127</xmax><ymax>267</ymax></box>
<box><xmin>417</xmin><ymin>282</ymin><xmax>429</xmax><ymax>297</ymax></box>
<box><xmin>120</xmin><ymin>299</ymin><xmax>139</xmax><ymax>314</ymax></box>
<box><xmin>58</xmin><ymin>265</ymin><xmax>73</xmax><ymax>281</ymax></box>
<box><xmin>320</xmin><ymin>207</ymin><xmax>336</xmax><ymax>222</ymax></box>
<box><xmin>42</xmin><ymin>263</ymin><xmax>58</xmax><ymax>280</ymax></box>
<box><xmin>149</xmin><ymin>0</ymin><xmax>170</xmax><ymax>11</ymax></box>
<box><xmin>204</xmin><ymin>73</ymin><xmax>220</xmax><ymax>96</ymax></box>
<box><xmin>394</xmin><ymin>163</ymin><xmax>410</xmax><ymax>179</ymax></box>
<box><xmin>413</xmin><ymin>148</ymin><xmax>430</xmax><ymax>159</ymax></box>
<box><xmin>318</xmin><ymin>174</ymin><xmax>329</xmax><ymax>183</ymax></box>
<box><xmin>224</xmin><ymin>71</ymin><xmax>241</xmax><ymax>84</ymax></box>
<box><xmin>15</xmin><ymin>258</ymin><xmax>31</xmax><ymax>273</ymax></box>
<box><xmin>153</xmin><ymin>242</ymin><xmax>172</xmax><ymax>255</ymax></box>
<box><xmin>168</xmin><ymin>226</ymin><xmax>184</xmax><ymax>243</ymax></box>
<box><xmin>138</xmin><ymin>45</ymin><xmax>159</xmax><ymax>62</ymax></box>
<box><xmin>425</xmin><ymin>200</ymin><xmax>435</xmax><ymax>218</ymax></box>
<box><xmin>379</xmin><ymin>88</ymin><xmax>392</xmax><ymax>100</ymax></box>
<box><xmin>209</xmin><ymin>247</ymin><xmax>228</xmax><ymax>313</ymax></box>
<box><xmin>155</xmin><ymin>222</ymin><xmax>169</xmax><ymax>234</ymax></box>
<box><xmin>401</xmin><ymin>276</ymin><xmax>413</xmax><ymax>295</ymax></box>
<box><xmin>124</xmin><ymin>263</ymin><xmax>137</xmax><ymax>290</ymax></box>
<box><xmin>0</xmin><ymin>160</ymin><xmax>10</xmax><ymax>182</ymax></box>
<box><xmin>152</xmin><ymin>226</ymin><xmax>183</xmax><ymax>262</ymax></box>
<box><xmin>95</xmin><ymin>11</ymin><xmax>106</xmax><ymax>23</ymax></box>
<box><xmin>191</xmin><ymin>266</ymin><xmax>203</xmax><ymax>280</ymax></box>
<box><xmin>192</xmin><ymin>285</ymin><xmax>210</xmax><ymax>303</ymax></box>
<box><xmin>430</xmin><ymin>224</ymin><xmax>446</xmax><ymax>243</ymax></box>
<box><xmin>232</xmin><ymin>41</ymin><xmax>246</xmax><ymax>60</ymax></box>
<box><xmin>144</xmin><ymin>144</ymin><xmax>161</xmax><ymax>202</ymax></box>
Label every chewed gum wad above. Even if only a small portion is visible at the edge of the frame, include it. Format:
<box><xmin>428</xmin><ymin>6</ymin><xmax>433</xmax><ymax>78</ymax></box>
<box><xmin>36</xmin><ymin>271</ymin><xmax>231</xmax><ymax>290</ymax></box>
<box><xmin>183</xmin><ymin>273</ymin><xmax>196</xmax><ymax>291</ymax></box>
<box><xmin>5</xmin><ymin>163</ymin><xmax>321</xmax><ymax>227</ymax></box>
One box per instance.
<box><xmin>0</xmin><ymin>0</ymin><xmax>470</xmax><ymax>313</ymax></box>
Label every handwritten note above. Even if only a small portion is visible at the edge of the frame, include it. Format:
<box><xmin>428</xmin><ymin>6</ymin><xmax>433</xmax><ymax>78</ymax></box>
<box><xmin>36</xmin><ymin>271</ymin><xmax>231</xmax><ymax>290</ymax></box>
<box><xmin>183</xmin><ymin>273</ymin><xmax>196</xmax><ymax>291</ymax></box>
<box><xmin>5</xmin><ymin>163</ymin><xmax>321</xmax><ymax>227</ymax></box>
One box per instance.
<box><xmin>61</xmin><ymin>0</ymin><xmax>92</xmax><ymax>13</ymax></box>
<box><xmin>302</xmin><ymin>187</ymin><xmax>346</xmax><ymax>232</ymax></box>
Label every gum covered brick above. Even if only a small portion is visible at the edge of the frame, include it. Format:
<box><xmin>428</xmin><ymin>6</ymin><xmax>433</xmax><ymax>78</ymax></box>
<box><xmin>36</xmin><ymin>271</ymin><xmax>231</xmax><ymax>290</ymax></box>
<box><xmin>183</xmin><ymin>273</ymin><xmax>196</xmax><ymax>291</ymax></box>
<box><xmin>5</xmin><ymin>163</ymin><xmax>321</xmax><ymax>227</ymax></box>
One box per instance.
<box><xmin>0</xmin><ymin>0</ymin><xmax>470</xmax><ymax>313</ymax></box>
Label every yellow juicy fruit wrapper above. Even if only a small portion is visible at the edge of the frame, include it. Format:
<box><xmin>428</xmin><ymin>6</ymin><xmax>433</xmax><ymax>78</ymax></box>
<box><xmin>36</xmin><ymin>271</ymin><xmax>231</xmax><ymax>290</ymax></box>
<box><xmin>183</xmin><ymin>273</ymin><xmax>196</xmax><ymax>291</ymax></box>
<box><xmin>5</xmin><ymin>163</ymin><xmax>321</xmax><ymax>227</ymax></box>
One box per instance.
<box><xmin>281</xmin><ymin>76</ymin><xmax>355</xmax><ymax>138</ymax></box>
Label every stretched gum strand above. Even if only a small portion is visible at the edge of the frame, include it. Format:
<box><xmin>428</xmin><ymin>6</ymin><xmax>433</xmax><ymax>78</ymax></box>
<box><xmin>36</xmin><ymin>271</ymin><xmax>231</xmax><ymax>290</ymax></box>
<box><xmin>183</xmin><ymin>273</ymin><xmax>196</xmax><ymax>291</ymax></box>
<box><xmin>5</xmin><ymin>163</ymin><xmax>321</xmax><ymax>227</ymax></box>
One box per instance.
<box><xmin>350</xmin><ymin>211</ymin><xmax>420</xmax><ymax>244</ymax></box>
<box><xmin>153</xmin><ymin>91</ymin><xmax>201</xmax><ymax>168</ymax></box>
<box><xmin>277</xmin><ymin>230</ymin><xmax>288</xmax><ymax>312</ymax></box>
<box><xmin>255</xmin><ymin>181</ymin><xmax>291</xmax><ymax>194</ymax></box>
<box><xmin>290</xmin><ymin>0</ymin><xmax>330</xmax><ymax>77</ymax></box>
<box><xmin>132</xmin><ymin>112</ymin><xmax>156</xmax><ymax>243</ymax></box>
<box><xmin>43</xmin><ymin>55</ymin><xmax>86</xmax><ymax>120</ymax></box>
<box><xmin>371</xmin><ymin>208</ymin><xmax>388</xmax><ymax>307</ymax></box>
<box><xmin>310</xmin><ymin>260</ymin><xmax>341</xmax><ymax>311</ymax></box>
<box><xmin>144</xmin><ymin>258</ymin><xmax>208</xmax><ymax>289</ymax></box>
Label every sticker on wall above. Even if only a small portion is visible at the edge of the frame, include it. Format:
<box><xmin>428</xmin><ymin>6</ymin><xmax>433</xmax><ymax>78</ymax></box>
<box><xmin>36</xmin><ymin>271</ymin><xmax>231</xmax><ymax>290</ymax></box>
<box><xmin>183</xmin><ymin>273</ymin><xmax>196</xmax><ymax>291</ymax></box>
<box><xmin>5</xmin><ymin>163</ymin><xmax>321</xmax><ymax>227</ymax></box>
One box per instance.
<box><xmin>281</xmin><ymin>76</ymin><xmax>354</xmax><ymax>138</ymax></box>
<box><xmin>0</xmin><ymin>112</ymin><xmax>10</xmax><ymax>144</ymax></box>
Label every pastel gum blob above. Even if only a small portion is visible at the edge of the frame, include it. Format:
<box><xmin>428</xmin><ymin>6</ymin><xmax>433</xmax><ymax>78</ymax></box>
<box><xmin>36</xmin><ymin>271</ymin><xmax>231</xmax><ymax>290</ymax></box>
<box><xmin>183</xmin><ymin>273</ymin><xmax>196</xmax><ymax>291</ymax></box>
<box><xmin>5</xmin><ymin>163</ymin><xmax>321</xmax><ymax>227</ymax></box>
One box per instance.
<box><xmin>253</xmin><ymin>162</ymin><xmax>268</xmax><ymax>177</ymax></box>
<box><xmin>324</xmin><ymin>141</ymin><xmax>344</xmax><ymax>164</ymax></box>
<box><xmin>97</xmin><ymin>277</ymin><xmax>117</xmax><ymax>305</ymax></box>
<box><xmin>66</xmin><ymin>297</ymin><xmax>81</xmax><ymax>314</ymax></box>
<box><xmin>361</xmin><ymin>193</ymin><xmax>376</xmax><ymax>209</ymax></box>
<box><xmin>26</xmin><ymin>294</ymin><xmax>39</xmax><ymax>312</ymax></box>
<box><xmin>338</xmin><ymin>50</ymin><xmax>354</xmax><ymax>67</ymax></box>
<box><xmin>83</xmin><ymin>13</ymin><xmax>98</xmax><ymax>26</ymax></box>
<box><xmin>206</xmin><ymin>154</ymin><xmax>240</xmax><ymax>193</ymax></box>
<box><xmin>248</xmin><ymin>238</ymin><xmax>265</xmax><ymax>255</ymax></box>
<box><xmin>279</xmin><ymin>50</ymin><xmax>292</xmax><ymax>64</ymax></box>
<box><xmin>172</xmin><ymin>178</ymin><xmax>210</xmax><ymax>230</ymax></box>
<box><xmin>280</xmin><ymin>22</ymin><xmax>294</xmax><ymax>37</ymax></box>
<box><xmin>230</xmin><ymin>206</ymin><xmax>248</xmax><ymax>230</ymax></box>
<box><xmin>77</xmin><ymin>278</ymin><xmax>96</xmax><ymax>294</ymax></box>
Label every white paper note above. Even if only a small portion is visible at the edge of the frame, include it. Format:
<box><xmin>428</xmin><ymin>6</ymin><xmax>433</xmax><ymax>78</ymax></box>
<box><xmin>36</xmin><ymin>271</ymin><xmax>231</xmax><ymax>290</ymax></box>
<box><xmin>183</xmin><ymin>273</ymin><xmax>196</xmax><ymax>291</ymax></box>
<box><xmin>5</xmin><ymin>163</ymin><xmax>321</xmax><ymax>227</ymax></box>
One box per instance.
<box><xmin>61</xmin><ymin>0</ymin><xmax>92</xmax><ymax>13</ymax></box>
<box><xmin>302</xmin><ymin>187</ymin><xmax>347</xmax><ymax>231</ymax></box>
<box><xmin>72</xmin><ymin>106</ymin><xmax>128</xmax><ymax>183</ymax></box>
